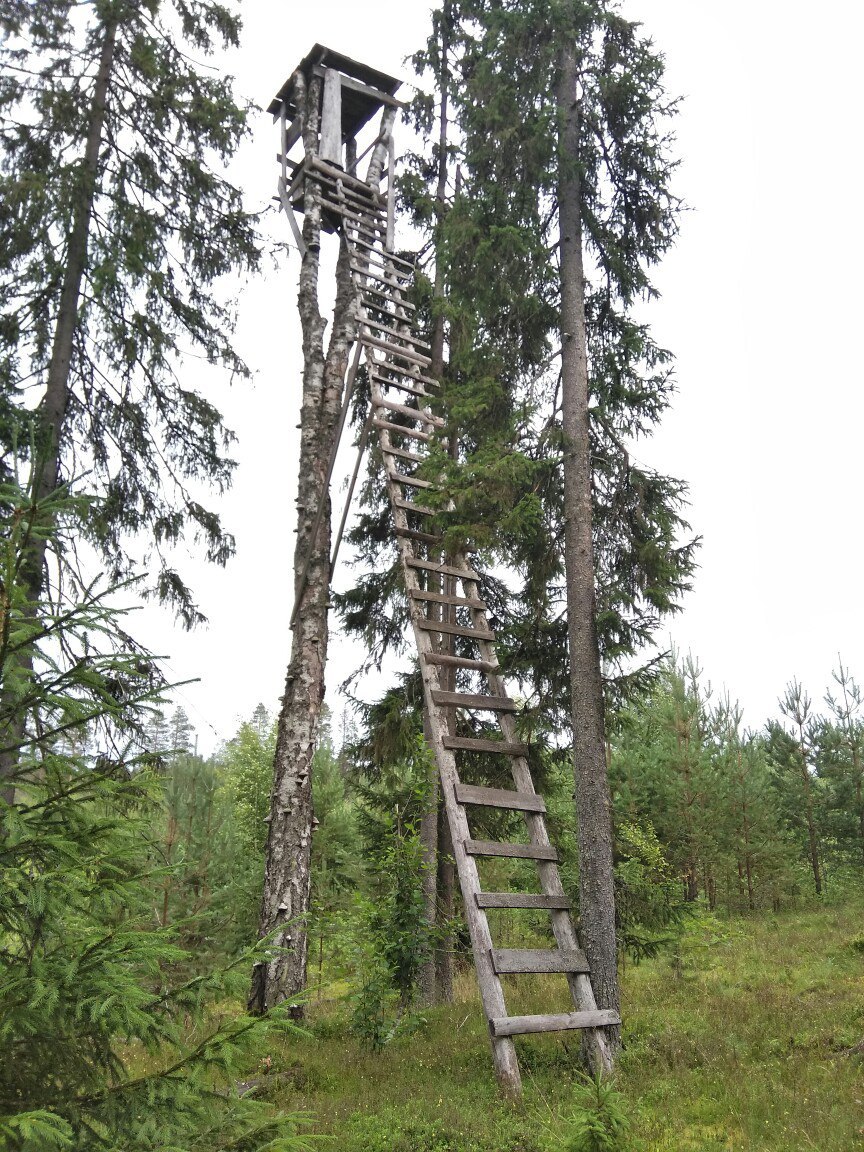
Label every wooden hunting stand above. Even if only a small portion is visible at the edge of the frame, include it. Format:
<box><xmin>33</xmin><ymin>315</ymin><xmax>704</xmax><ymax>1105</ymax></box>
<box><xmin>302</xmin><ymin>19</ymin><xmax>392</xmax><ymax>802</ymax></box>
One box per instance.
<box><xmin>270</xmin><ymin>45</ymin><xmax>620</xmax><ymax>1097</ymax></box>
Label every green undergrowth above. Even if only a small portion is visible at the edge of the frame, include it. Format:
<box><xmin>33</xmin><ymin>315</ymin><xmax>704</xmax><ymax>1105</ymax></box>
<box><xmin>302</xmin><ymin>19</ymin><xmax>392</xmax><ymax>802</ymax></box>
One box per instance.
<box><xmin>247</xmin><ymin>895</ymin><xmax>864</xmax><ymax>1151</ymax></box>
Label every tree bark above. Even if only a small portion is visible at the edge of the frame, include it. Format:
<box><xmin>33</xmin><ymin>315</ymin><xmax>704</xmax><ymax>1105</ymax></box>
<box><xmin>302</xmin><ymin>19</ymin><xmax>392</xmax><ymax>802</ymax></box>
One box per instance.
<box><xmin>249</xmin><ymin>90</ymin><xmax>394</xmax><ymax>1013</ymax></box>
<box><xmin>435</xmin><ymin>800</ymin><xmax>455</xmax><ymax>1003</ymax></box>
<box><xmin>0</xmin><ymin>16</ymin><xmax>118</xmax><ymax>801</ymax></box>
<box><xmin>556</xmin><ymin>46</ymin><xmax>620</xmax><ymax>1044</ymax></box>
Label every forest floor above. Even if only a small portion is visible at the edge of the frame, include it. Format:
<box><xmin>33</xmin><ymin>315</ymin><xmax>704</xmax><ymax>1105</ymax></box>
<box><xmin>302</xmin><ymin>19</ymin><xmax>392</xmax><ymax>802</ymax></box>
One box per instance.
<box><xmin>256</xmin><ymin>894</ymin><xmax>864</xmax><ymax>1151</ymax></box>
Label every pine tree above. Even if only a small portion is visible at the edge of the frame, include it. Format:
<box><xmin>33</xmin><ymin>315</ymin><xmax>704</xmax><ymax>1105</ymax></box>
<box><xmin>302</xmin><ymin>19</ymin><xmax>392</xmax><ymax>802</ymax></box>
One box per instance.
<box><xmin>819</xmin><ymin>659</ymin><xmax>864</xmax><ymax>866</ymax></box>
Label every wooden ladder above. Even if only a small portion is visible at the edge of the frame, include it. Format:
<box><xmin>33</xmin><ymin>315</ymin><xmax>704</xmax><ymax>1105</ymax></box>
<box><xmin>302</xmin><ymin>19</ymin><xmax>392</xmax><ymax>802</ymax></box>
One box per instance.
<box><xmin>320</xmin><ymin>171</ymin><xmax>619</xmax><ymax>1095</ymax></box>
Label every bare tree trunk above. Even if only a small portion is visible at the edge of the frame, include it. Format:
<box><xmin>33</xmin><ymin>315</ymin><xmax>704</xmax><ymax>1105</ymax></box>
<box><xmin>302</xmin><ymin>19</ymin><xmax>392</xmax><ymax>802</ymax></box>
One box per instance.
<box><xmin>249</xmin><ymin>89</ymin><xmax>394</xmax><ymax>1013</ymax></box>
<box><xmin>556</xmin><ymin>46</ymin><xmax>620</xmax><ymax>1048</ymax></box>
<box><xmin>0</xmin><ymin>17</ymin><xmax>118</xmax><ymax>802</ymax></box>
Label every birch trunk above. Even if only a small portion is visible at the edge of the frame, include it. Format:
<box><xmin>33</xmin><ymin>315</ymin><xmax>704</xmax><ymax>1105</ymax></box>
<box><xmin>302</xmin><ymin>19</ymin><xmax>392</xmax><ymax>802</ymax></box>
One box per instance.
<box><xmin>249</xmin><ymin>95</ymin><xmax>394</xmax><ymax>1013</ymax></box>
<box><xmin>556</xmin><ymin>46</ymin><xmax>620</xmax><ymax>1049</ymax></box>
<box><xmin>0</xmin><ymin>17</ymin><xmax>117</xmax><ymax>800</ymax></box>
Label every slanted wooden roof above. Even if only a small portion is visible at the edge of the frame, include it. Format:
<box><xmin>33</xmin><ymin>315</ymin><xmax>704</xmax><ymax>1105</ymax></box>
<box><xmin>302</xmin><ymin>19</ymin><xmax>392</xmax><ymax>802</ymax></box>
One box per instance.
<box><xmin>267</xmin><ymin>44</ymin><xmax>403</xmax><ymax>139</ymax></box>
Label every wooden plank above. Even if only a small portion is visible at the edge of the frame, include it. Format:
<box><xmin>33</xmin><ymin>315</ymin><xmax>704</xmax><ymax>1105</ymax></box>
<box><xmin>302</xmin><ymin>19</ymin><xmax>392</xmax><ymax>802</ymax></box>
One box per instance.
<box><xmin>311</xmin><ymin>63</ymin><xmax>405</xmax><ymax>109</ymax></box>
<box><xmin>407</xmin><ymin>557</ymin><xmax>479</xmax><ymax>580</ymax></box>
<box><xmin>351</xmin><ymin>238</ymin><xmax>415</xmax><ymax>273</ymax></box>
<box><xmin>361</xmin><ymin>288</ymin><xmax>416</xmax><ymax>311</ymax></box>
<box><xmin>376</xmin><ymin>376</ymin><xmax>434</xmax><ymax>401</ymax></box>
<box><xmin>443</xmin><ymin>735</ymin><xmax>527</xmax><ymax>755</ymax></box>
<box><xmin>363</xmin><ymin>334</ymin><xmax>432</xmax><ymax>368</ymax></box>
<box><xmin>350</xmin><ymin>263</ymin><xmax>411</xmax><ymax>289</ymax></box>
<box><xmin>311</xmin><ymin>155</ymin><xmax>384</xmax><ymax>197</ymax></box>
<box><xmin>491</xmin><ymin>1009</ymin><xmax>620</xmax><ymax>1038</ymax></box>
<box><xmin>491</xmin><ymin>948</ymin><xmax>589</xmax><ymax>975</ymax></box>
<box><xmin>393</xmin><ymin>497</ymin><xmax>434</xmax><ymax>517</ymax></box>
<box><xmin>455</xmin><ymin>783</ymin><xmax>545</xmax><ymax>813</ymax></box>
<box><xmin>410</xmin><ymin>588</ymin><xmax>485</xmax><ymax>609</ymax></box>
<box><xmin>372</xmin><ymin>419</ymin><xmax>431</xmax><ymax>443</ymax></box>
<box><xmin>389</xmin><ymin>471</ymin><xmax>434</xmax><ymax>490</ymax></box>
<box><xmin>376</xmin><ymin>397</ymin><xmax>444</xmax><ymax>426</ymax></box>
<box><xmin>418</xmin><ymin>619</ymin><xmax>495</xmax><ymax>641</ymax></box>
<box><xmin>424</xmin><ymin>653</ymin><xmax>499</xmax><ymax>673</ymax></box>
<box><xmin>320</xmin><ymin>68</ymin><xmax>343</xmax><ymax>166</ymax></box>
<box><xmin>465</xmin><ymin>840</ymin><xmax>558</xmax><ymax>861</ymax></box>
<box><xmin>476</xmin><ymin>892</ymin><xmax>571</xmax><ymax>910</ymax></box>
<box><xmin>277</xmin><ymin>178</ymin><xmax>307</xmax><ymax>259</ymax></box>
<box><xmin>385</xmin><ymin>445</ymin><xmax>425</xmax><ymax>465</ymax></box>
<box><xmin>433</xmin><ymin>691</ymin><xmax>519</xmax><ymax>712</ymax></box>
<box><xmin>395</xmin><ymin>526</ymin><xmax>442</xmax><ymax>546</ymax></box>
<box><xmin>364</xmin><ymin>316</ymin><xmax>431</xmax><ymax>350</ymax></box>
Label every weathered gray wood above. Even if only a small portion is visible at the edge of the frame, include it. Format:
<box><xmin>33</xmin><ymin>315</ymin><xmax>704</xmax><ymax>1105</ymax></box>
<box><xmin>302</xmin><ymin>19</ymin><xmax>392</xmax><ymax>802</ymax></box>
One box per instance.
<box><xmin>491</xmin><ymin>1009</ymin><xmax>620</xmax><ymax>1037</ymax></box>
<box><xmin>320</xmin><ymin>68</ymin><xmax>343</xmax><ymax>167</ymax></box>
<box><xmin>312</xmin><ymin>154</ymin><xmax>384</xmax><ymax>197</ymax></box>
<box><xmin>432</xmin><ymin>691</ymin><xmax>519</xmax><ymax>712</ymax></box>
<box><xmin>389</xmin><ymin>471</ymin><xmax>434</xmax><ymax>490</ymax></box>
<box><xmin>456</xmin><ymin>784</ymin><xmax>545</xmax><ymax>813</ymax></box>
<box><xmin>371</xmin><ymin>364</ymin><xmax>438</xmax><ymax>388</ymax></box>
<box><xmin>443</xmin><ymin>735</ymin><xmax>527</xmax><ymax>755</ymax></box>
<box><xmin>492</xmin><ymin>948</ymin><xmax>589</xmax><ymax>975</ymax></box>
<box><xmin>375</xmin><ymin>376</ymin><xmax>432</xmax><ymax>401</ymax></box>
<box><xmin>311</xmin><ymin>63</ymin><xmax>405</xmax><ymax>110</ymax></box>
<box><xmin>386</xmin><ymin>133</ymin><xmax>396</xmax><ymax>250</ymax></box>
<box><xmin>376</xmin><ymin>397</ymin><xmax>443</xmax><ymax>425</ymax></box>
<box><xmin>384</xmin><ymin>445</ymin><xmax>425</xmax><ymax>465</ymax></box>
<box><xmin>350</xmin><ymin>263</ymin><xmax>410</xmax><ymax>289</ymax></box>
<box><xmin>395</xmin><ymin>526</ymin><xmax>442</xmax><ymax>546</ymax></box>
<box><xmin>476</xmin><ymin>892</ymin><xmax>571</xmax><ymax>910</ymax></box>
<box><xmin>465</xmin><ymin>840</ymin><xmax>558</xmax><ymax>861</ymax></box>
<box><xmin>425</xmin><ymin>653</ymin><xmax>499</xmax><ymax>674</ymax></box>
<box><xmin>410</xmin><ymin>587</ymin><xmax>484</xmax><ymax>609</ymax></box>
<box><xmin>418</xmin><ymin>619</ymin><xmax>495</xmax><ymax>641</ymax></box>
<box><xmin>407</xmin><ymin>557</ymin><xmax>479</xmax><ymax>580</ymax></box>
<box><xmin>362</xmin><ymin>287</ymin><xmax>417</xmax><ymax>311</ymax></box>
<box><xmin>371</xmin><ymin>419</ymin><xmax>431</xmax><ymax>443</ymax></box>
<box><xmin>277</xmin><ymin>178</ymin><xmax>307</xmax><ymax>259</ymax></box>
<box><xmin>352</xmin><ymin>238</ymin><xmax>415</xmax><ymax>272</ymax></box>
<box><xmin>363</xmin><ymin>334</ymin><xmax>431</xmax><ymax>367</ymax></box>
<box><xmin>393</xmin><ymin>497</ymin><xmax>434</xmax><ymax>517</ymax></box>
<box><xmin>365</xmin><ymin>317</ymin><xmax>430</xmax><ymax>350</ymax></box>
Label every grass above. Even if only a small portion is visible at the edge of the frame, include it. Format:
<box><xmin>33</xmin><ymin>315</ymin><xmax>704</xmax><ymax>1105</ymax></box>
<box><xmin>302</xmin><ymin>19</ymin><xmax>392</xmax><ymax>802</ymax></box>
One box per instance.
<box><xmin>249</xmin><ymin>894</ymin><xmax>864</xmax><ymax>1151</ymax></box>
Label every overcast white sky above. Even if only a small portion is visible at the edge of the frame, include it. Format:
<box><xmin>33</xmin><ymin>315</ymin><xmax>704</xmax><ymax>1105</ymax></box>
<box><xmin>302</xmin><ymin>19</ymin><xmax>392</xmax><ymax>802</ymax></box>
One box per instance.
<box><xmin>137</xmin><ymin>1</ymin><xmax>864</xmax><ymax>752</ymax></box>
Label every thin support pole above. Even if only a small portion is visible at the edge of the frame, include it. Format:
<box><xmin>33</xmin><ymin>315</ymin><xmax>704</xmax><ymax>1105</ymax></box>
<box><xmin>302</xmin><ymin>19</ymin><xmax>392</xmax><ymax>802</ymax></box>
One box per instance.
<box><xmin>386</xmin><ymin>134</ymin><xmax>396</xmax><ymax>251</ymax></box>
<box><xmin>290</xmin><ymin>330</ymin><xmax>363</xmax><ymax>627</ymax></box>
<box><xmin>330</xmin><ymin>409</ymin><xmax>373</xmax><ymax>574</ymax></box>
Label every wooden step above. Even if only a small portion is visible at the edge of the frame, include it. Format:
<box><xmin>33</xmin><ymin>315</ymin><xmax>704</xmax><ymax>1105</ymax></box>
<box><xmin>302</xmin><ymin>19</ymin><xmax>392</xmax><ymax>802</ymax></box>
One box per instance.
<box><xmin>407</xmin><ymin>557</ymin><xmax>479</xmax><ymax>581</ymax></box>
<box><xmin>361</xmin><ymin>288</ymin><xmax>416</xmax><ymax>312</ymax></box>
<box><xmin>372</xmin><ymin>419</ymin><xmax>431</xmax><ymax>443</ymax></box>
<box><xmin>376</xmin><ymin>397</ymin><xmax>444</xmax><ymax>426</ymax></box>
<box><xmin>491</xmin><ymin>948</ymin><xmax>589</xmax><ymax>975</ymax></box>
<box><xmin>364</xmin><ymin>317</ymin><xmax>431</xmax><ymax>351</ymax></box>
<box><xmin>350</xmin><ymin>238</ymin><xmax>415</xmax><ymax>272</ymax></box>
<box><xmin>464</xmin><ymin>840</ymin><xmax>558</xmax><ymax>861</ymax></box>
<box><xmin>419</xmin><ymin>619</ymin><xmax>495</xmax><ymax>641</ymax></box>
<box><xmin>443</xmin><ymin>735</ymin><xmax>527</xmax><ymax>755</ymax></box>
<box><xmin>363</xmin><ymin>334</ymin><xmax>432</xmax><ymax>368</ymax></box>
<box><xmin>388</xmin><ymin>471</ymin><xmax>434</xmax><ymax>490</ymax></box>
<box><xmin>384</xmin><ymin>445</ymin><xmax>425</xmax><ymax>465</ymax></box>
<box><xmin>410</xmin><ymin>588</ymin><xmax>484</xmax><ymax>609</ymax></box>
<box><xmin>476</xmin><ymin>892</ymin><xmax>571</xmax><ymax>910</ymax></box>
<box><xmin>393</xmin><ymin>497</ymin><xmax>435</xmax><ymax>517</ymax></box>
<box><xmin>433</xmin><ymin>691</ymin><xmax>519</xmax><ymax>712</ymax></box>
<box><xmin>371</xmin><ymin>363</ymin><xmax>439</xmax><ymax>389</ymax></box>
<box><xmin>455</xmin><ymin>783</ymin><xmax>545</xmax><ymax>813</ymax></box>
<box><xmin>374</xmin><ymin>375</ymin><xmax>434</xmax><ymax>402</ymax></box>
<box><xmin>351</xmin><ymin>263</ymin><xmax>412</xmax><ymax>289</ymax></box>
<box><xmin>395</xmin><ymin>526</ymin><xmax>443</xmax><ymax>546</ymax></box>
<box><xmin>425</xmin><ymin>653</ymin><xmax>499</xmax><ymax>673</ymax></box>
<box><xmin>310</xmin><ymin>156</ymin><xmax>385</xmax><ymax>198</ymax></box>
<box><xmin>490</xmin><ymin>1009</ymin><xmax>620</xmax><ymax>1038</ymax></box>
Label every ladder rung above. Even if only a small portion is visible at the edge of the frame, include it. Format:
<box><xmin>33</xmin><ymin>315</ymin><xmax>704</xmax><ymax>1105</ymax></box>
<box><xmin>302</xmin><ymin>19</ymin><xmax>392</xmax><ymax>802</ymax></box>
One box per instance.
<box><xmin>374</xmin><ymin>375</ymin><xmax>434</xmax><ymax>402</ymax></box>
<box><xmin>377</xmin><ymin>397</ymin><xmax>444</xmax><ymax>427</ymax></box>
<box><xmin>410</xmin><ymin>588</ymin><xmax>484</xmax><ymax>609</ymax></box>
<box><xmin>364</xmin><ymin>334</ymin><xmax>431</xmax><ymax>368</ymax></box>
<box><xmin>371</xmin><ymin>364</ymin><xmax>439</xmax><ymax>388</ymax></box>
<box><xmin>407</xmin><ymin>557</ymin><xmax>479</xmax><ymax>580</ymax></box>
<box><xmin>419</xmin><ymin>620</ymin><xmax>495</xmax><ymax>640</ymax></box>
<box><xmin>465</xmin><ymin>840</ymin><xmax>558</xmax><ymax>861</ymax></box>
<box><xmin>395</xmin><ymin>527</ymin><xmax>442</xmax><ymax>546</ymax></box>
<box><xmin>455</xmin><ymin>783</ymin><xmax>545</xmax><ymax>813</ymax></box>
<box><xmin>490</xmin><ymin>1009</ymin><xmax>620</xmax><ymax>1038</ymax></box>
<box><xmin>364</xmin><ymin>317</ymin><xmax>431</xmax><ymax>351</ymax></box>
<box><xmin>433</xmin><ymin>691</ymin><xmax>518</xmax><ymax>712</ymax></box>
<box><xmin>491</xmin><ymin>948</ymin><xmax>589</xmax><ymax>975</ymax></box>
<box><xmin>350</xmin><ymin>238</ymin><xmax>415</xmax><ymax>272</ymax></box>
<box><xmin>351</xmin><ymin>263</ymin><xmax>412</xmax><ymax>289</ymax></box>
<box><xmin>384</xmin><ymin>445</ymin><xmax>425</xmax><ymax>465</ymax></box>
<box><xmin>476</xmin><ymin>892</ymin><xmax>570</xmax><ymax>910</ymax></box>
<box><xmin>310</xmin><ymin>156</ymin><xmax>384</xmax><ymax>199</ymax></box>
<box><xmin>425</xmin><ymin>654</ymin><xmax>499</xmax><ymax>674</ymax></box>
<box><xmin>394</xmin><ymin>497</ymin><xmax>434</xmax><ymax>516</ymax></box>
<box><xmin>443</xmin><ymin>735</ymin><xmax>526</xmax><ymax>755</ymax></box>
<box><xmin>389</xmin><ymin>472</ymin><xmax>434</xmax><ymax>490</ymax></box>
<box><xmin>372</xmin><ymin>419</ymin><xmax>431</xmax><ymax>443</ymax></box>
<box><xmin>361</xmin><ymin>288</ymin><xmax>416</xmax><ymax>312</ymax></box>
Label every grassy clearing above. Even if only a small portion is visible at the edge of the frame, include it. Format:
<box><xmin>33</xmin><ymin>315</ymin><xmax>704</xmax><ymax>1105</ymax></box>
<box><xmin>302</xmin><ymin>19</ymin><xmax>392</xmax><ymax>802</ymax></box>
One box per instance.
<box><xmin>250</xmin><ymin>895</ymin><xmax>864</xmax><ymax>1151</ymax></box>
